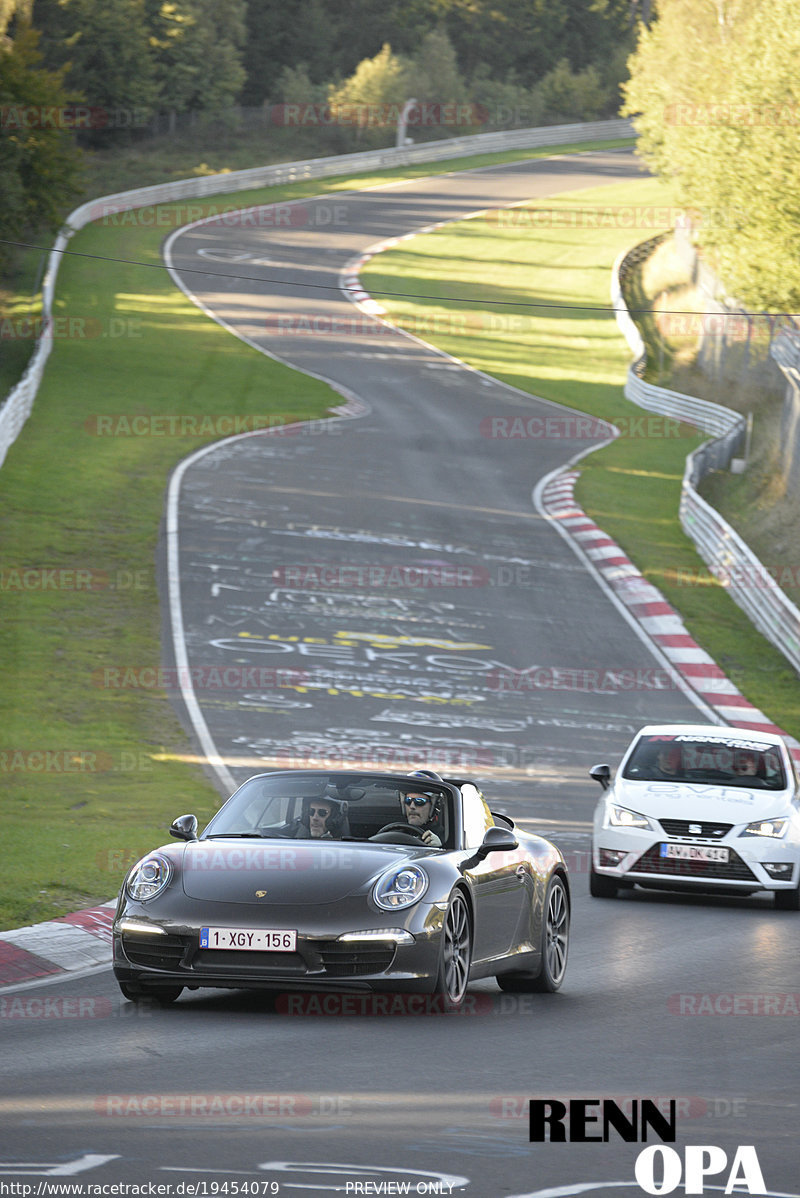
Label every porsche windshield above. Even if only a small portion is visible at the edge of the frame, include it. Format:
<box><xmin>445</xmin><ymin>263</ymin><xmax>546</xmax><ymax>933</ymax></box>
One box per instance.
<box><xmin>203</xmin><ymin>772</ymin><xmax>453</xmax><ymax>846</ymax></box>
<box><xmin>622</xmin><ymin>736</ymin><xmax>786</xmax><ymax>789</ymax></box>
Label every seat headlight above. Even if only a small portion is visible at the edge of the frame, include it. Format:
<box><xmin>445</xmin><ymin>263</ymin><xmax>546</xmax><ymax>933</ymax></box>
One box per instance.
<box><xmin>373</xmin><ymin>865</ymin><xmax>428</xmax><ymax>911</ymax></box>
<box><xmin>740</xmin><ymin>818</ymin><xmax>789</xmax><ymax>839</ymax></box>
<box><xmin>607</xmin><ymin>803</ymin><xmax>653</xmax><ymax>831</ymax></box>
<box><xmin>126</xmin><ymin>854</ymin><xmax>173</xmax><ymax>901</ymax></box>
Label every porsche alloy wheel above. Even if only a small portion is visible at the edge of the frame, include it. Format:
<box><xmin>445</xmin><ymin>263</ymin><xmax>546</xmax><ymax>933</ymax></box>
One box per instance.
<box><xmin>540</xmin><ymin>875</ymin><xmax>570</xmax><ymax>989</ymax></box>
<box><xmin>434</xmin><ymin>891</ymin><xmax>472</xmax><ymax>1007</ymax></box>
<box><xmin>498</xmin><ymin>874</ymin><xmax>570</xmax><ymax>993</ymax></box>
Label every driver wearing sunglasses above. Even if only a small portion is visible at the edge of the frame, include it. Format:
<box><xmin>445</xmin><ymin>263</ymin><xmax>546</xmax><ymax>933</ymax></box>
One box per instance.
<box><xmin>401</xmin><ymin>791</ymin><xmax>442</xmax><ymax>847</ymax></box>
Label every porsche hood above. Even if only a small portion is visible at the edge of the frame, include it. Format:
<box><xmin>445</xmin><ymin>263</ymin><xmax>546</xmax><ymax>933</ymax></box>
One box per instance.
<box><xmin>178</xmin><ymin>840</ymin><xmax>423</xmax><ymax>904</ymax></box>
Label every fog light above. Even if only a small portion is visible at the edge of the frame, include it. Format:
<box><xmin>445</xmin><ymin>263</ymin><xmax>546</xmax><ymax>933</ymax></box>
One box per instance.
<box><xmin>764</xmin><ymin>863</ymin><xmax>794</xmax><ymax>879</ymax></box>
<box><xmin>599</xmin><ymin>848</ymin><xmax>627</xmax><ymax>867</ymax></box>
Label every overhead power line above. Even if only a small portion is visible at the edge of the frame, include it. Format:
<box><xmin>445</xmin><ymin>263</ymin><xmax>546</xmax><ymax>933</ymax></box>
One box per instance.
<box><xmin>0</xmin><ymin>237</ymin><xmax>796</xmax><ymax>321</ymax></box>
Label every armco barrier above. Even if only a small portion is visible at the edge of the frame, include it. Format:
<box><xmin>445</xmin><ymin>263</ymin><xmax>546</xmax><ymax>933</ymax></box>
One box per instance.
<box><xmin>0</xmin><ymin>118</ymin><xmax>633</xmax><ymax>469</ymax></box>
<box><xmin>612</xmin><ymin>241</ymin><xmax>800</xmax><ymax>678</ymax></box>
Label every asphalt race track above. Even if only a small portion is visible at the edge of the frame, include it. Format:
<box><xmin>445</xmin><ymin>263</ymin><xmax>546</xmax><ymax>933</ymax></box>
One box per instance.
<box><xmin>2</xmin><ymin>151</ymin><xmax>799</xmax><ymax>1198</ymax></box>
<box><xmin>161</xmin><ymin>149</ymin><xmax>708</xmax><ymax>800</ymax></box>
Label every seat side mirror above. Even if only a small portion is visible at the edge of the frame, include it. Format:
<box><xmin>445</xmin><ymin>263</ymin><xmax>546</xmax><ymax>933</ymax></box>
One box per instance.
<box><xmin>590</xmin><ymin>763</ymin><xmax>612</xmax><ymax>791</ymax></box>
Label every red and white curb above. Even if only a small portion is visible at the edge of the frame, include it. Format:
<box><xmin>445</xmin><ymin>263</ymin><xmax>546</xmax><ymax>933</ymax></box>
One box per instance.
<box><xmin>0</xmin><ymin>902</ymin><xmax>115</xmax><ymax>990</ymax></box>
<box><xmin>539</xmin><ymin>470</ymin><xmax>800</xmax><ymax>769</ymax></box>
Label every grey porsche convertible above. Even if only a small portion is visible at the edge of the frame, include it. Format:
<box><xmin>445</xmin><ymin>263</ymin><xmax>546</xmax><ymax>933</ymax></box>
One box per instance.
<box><xmin>112</xmin><ymin>769</ymin><xmax>570</xmax><ymax>1007</ymax></box>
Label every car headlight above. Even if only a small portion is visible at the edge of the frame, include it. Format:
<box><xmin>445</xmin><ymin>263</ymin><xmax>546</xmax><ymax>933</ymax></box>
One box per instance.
<box><xmin>373</xmin><ymin>865</ymin><xmax>429</xmax><ymax>911</ymax></box>
<box><xmin>740</xmin><ymin>818</ymin><xmax>789</xmax><ymax>839</ymax></box>
<box><xmin>125</xmin><ymin>854</ymin><xmax>173</xmax><ymax>901</ymax></box>
<box><xmin>607</xmin><ymin>803</ymin><xmax>653</xmax><ymax>831</ymax></box>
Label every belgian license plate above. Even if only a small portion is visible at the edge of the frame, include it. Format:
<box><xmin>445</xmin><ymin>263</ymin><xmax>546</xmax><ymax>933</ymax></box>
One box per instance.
<box><xmin>199</xmin><ymin>927</ymin><xmax>297</xmax><ymax>951</ymax></box>
<box><xmin>660</xmin><ymin>844</ymin><xmax>729</xmax><ymax>863</ymax></box>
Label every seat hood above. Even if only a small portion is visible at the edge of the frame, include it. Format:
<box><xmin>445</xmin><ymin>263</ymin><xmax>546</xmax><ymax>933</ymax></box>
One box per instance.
<box><xmin>614</xmin><ymin>778</ymin><xmax>790</xmax><ymax>825</ymax></box>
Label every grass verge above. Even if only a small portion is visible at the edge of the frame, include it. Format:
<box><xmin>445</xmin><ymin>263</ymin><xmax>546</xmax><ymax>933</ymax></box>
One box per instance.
<box><xmin>360</xmin><ymin>176</ymin><xmax>800</xmax><ymax>740</ymax></box>
<box><xmin>0</xmin><ymin>137</ymin><xmax>632</xmax><ymax>931</ymax></box>
<box><xmin>626</xmin><ymin>236</ymin><xmax>799</xmax><ymax>606</ymax></box>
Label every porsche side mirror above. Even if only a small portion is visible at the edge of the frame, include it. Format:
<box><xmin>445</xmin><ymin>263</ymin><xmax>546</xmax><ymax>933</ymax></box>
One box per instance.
<box><xmin>170</xmin><ymin>813</ymin><xmax>198</xmax><ymax>841</ymax></box>
<box><xmin>475</xmin><ymin>825</ymin><xmax>518</xmax><ymax>860</ymax></box>
<box><xmin>590</xmin><ymin>763</ymin><xmax>612</xmax><ymax>791</ymax></box>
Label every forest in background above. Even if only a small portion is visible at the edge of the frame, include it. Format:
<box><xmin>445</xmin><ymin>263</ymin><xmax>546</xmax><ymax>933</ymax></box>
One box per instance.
<box><xmin>2</xmin><ymin>0</ymin><xmax>799</xmax><ymax>310</ymax></box>
<box><xmin>0</xmin><ymin>0</ymin><xmax>639</xmax><ymax>274</ymax></box>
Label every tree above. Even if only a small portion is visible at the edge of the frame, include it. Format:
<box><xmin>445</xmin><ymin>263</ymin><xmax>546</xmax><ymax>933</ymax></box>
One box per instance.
<box><xmin>328</xmin><ymin>42</ymin><xmax>411</xmax><ymax>140</ymax></box>
<box><xmin>0</xmin><ymin>22</ymin><xmax>82</xmax><ymax>272</ymax></box>
<box><xmin>536</xmin><ymin>58</ymin><xmax>609</xmax><ymax>122</ymax></box>
<box><xmin>148</xmin><ymin>0</ymin><xmax>246</xmax><ymax>116</ymax></box>
<box><xmin>33</xmin><ymin>0</ymin><xmax>158</xmax><ymax>138</ymax></box>
<box><xmin>624</xmin><ymin>0</ymin><xmax>800</xmax><ymax>310</ymax></box>
<box><xmin>1</xmin><ymin>0</ymin><xmax>33</xmax><ymax>38</ymax></box>
<box><xmin>403</xmin><ymin>27</ymin><xmax>466</xmax><ymax>105</ymax></box>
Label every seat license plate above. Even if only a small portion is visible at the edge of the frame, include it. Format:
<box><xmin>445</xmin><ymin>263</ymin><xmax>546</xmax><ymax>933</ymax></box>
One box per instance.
<box><xmin>200</xmin><ymin>927</ymin><xmax>297</xmax><ymax>951</ymax></box>
<box><xmin>660</xmin><ymin>844</ymin><xmax>729</xmax><ymax>863</ymax></box>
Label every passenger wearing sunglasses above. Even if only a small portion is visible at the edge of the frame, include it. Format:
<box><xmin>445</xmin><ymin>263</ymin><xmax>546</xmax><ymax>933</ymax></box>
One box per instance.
<box><xmin>290</xmin><ymin>797</ymin><xmax>347</xmax><ymax>839</ymax></box>
<box><xmin>401</xmin><ymin>791</ymin><xmax>442</xmax><ymax>847</ymax></box>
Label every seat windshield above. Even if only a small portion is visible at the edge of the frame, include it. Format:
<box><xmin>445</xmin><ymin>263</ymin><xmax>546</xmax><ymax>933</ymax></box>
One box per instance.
<box><xmin>202</xmin><ymin>772</ymin><xmax>452</xmax><ymax>847</ymax></box>
<box><xmin>622</xmin><ymin>735</ymin><xmax>786</xmax><ymax>789</ymax></box>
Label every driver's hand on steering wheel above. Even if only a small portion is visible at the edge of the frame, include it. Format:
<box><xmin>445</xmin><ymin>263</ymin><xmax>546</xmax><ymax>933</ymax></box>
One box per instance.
<box><xmin>420</xmin><ymin>828</ymin><xmax>441</xmax><ymax>847</ymax></box>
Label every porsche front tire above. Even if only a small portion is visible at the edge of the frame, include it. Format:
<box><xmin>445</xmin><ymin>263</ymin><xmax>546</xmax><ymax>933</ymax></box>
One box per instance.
<box><xmin>119</xmin><ymin>981</ymin><xmax>183</xmax><ymax>1005</ymax></box>
<box><xmin>498</xmin><ymin>873</ymin><xmax>570</xmax><ymax>993</ymax></box>
<box><xmin>433</xmin><ymin>891</ymin><xmax>472</xmax><ymax>1007</ymax></box>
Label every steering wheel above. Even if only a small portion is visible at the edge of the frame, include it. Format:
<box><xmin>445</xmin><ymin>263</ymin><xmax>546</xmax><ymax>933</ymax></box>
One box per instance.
<box><xmin>373</xmin><ymin>822</ymin><xmax>426</xmax><ymax>840</ymax></box>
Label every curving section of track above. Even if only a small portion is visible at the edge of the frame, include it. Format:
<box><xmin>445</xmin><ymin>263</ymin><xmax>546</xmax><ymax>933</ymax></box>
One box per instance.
<box><xmin>162</xmin><ymin>150</ymin><xmax>710</xmax><ymax>806</ymax></box>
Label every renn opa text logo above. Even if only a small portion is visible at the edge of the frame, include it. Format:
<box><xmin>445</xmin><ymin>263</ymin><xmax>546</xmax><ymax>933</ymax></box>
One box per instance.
<box><xmin>529</xmin><ymin>1099</ymin><xmax>766</xmax><ymax>1195</ymax></box>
